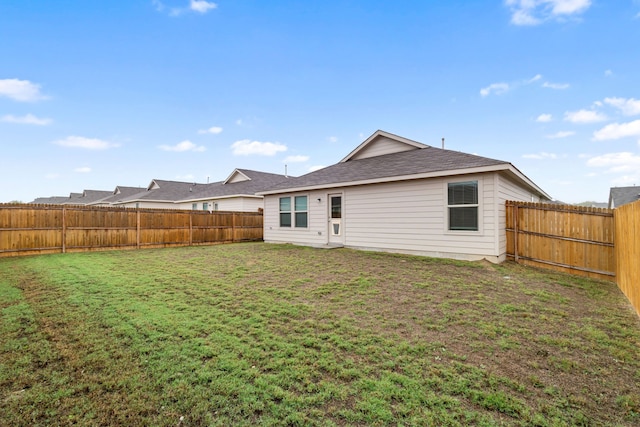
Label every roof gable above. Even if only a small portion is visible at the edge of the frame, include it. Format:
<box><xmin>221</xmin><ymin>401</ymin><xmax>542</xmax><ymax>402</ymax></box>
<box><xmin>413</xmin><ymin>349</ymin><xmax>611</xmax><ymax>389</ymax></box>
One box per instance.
<box><xmin>609</xmin><ymin>186</ymin><xmax>640</xmax><ymax>208</ymax></box>
<box><xmin>224</xmin><ymin>169</ymin><xmax>251</xmax><ymax>184</ymax></box>
<box><xmin>341</xmin><ymin>130</ymin><xmax>429</xmax><ymax>162</ymax></box>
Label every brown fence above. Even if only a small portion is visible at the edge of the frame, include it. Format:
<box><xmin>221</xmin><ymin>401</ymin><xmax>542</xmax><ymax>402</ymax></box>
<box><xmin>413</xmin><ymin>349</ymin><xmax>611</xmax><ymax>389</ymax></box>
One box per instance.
<box><xmin>0</xmin><ymin>204</ymin><xmax>263</xmax><ymax>257</ymax></box>
<box><xmin>505</xmin><ymin>201</ymin><xmax>615</xmax><ymax>281</ymax></box>
<box><xmin>615</xmin><ymin>200</ymin><xmax>640</xmax><ymax>317</ymax></box>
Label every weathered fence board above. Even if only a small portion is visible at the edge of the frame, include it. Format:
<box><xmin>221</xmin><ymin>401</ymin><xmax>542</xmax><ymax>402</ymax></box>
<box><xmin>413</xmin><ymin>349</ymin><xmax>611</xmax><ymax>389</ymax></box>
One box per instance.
<box><xmin>615</xmin><ymin>200</ymin><xmax>640</xmax><ymax>317</ymax></box>
<box><xmin>0</xmin><ymin>204</ymin><xmax>263</xmax><ymax>257</ymax></box>
<box><xmin>506</xmin><ymin>201</ymin><xmax>615</xmax><ymax>281</ymax></box>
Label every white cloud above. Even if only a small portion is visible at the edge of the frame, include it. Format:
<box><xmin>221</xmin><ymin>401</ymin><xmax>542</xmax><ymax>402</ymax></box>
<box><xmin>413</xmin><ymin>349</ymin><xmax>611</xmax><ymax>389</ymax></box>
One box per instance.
<box><xmin>158</xmin><ymin>140</ymin><xmax>206</xmax><ymax>152</ymax></box>
<box><xmin>1</xmin><ymin>113</ymin><xmax>52</xmax><ymax>125</ymax></box>
<box><xmin>592</xmin><ymin>120</ymin><xmax>640</xmax><ymax>142</ymax></box>
<box><xmin>283</xmin><ymin>155</ymin><xmax>309</xmax><ymax>163</ymax></box>
<box><xmin>231</xmin><ymin>139</ymin><xmax>287</xmax><ymax>156</ymax></box>
<box><xmin>527</xmin><ymin>74</ymin><xmax>543</xmax><ymax>84</ymax></box>
<box><xmin>74</xmin><ymin>167</ymin><xmax>91</xmax><ymax>173</ymax></box>
<box><xmin>190</xmin><ymin>0</ymin><xmax>217</xmax><ymax>13</ymax></box>
<box><xmin>586</xmin><ymin>152</ymin><xmax>640</xmax><ymax>173</ymax></box>
<box><xmin>542</xmin><ymin>81</ymin><xmax>570</xmax><ymax>90</ymax></box>
<box><xmin>604</xmin><ymin>69</ymin><xmax>613</xmax><ymax>77</ymax></box>
<box><xmin>0</xmin><ymin>79</ymin><xmax>47</xmax><ymax>102</ymax></box>
<box><xmin>155</xmin><ymin>0</ymin><xmax>216</xmax><ymax>16</ymax></box>
<box><xmin>536</xmin><ymin>113</ymin><xmax>553</xmax><ymax>122</ymax></box>
<box><xmin>45</xmin><ymin>173</ymin><xmax>60</xmax><ymax>180</ymax></box>
<box><xmin>522</xmin><ymin>152</ymin><xmax>558</xmax><ymax>159</ymax></box>
<box><xmin>546</xmin><ymin>131</ymin><xmax>575</xmax><ymax>139</ymax></box>
<box><xmin>505</xmin><ymin>0</ymin><xmax>592</xmax><ymax>26</ymax></box>
<box><xmin>564</xmin><ymin>109</ymin><xmax>608</xmax><ymax>123</ymax></box>
<box><xmin>603</xmin><ymin>97</ymin><xmax>640</xmax><ymax>116</ymax></box>
<box><xmin>328</xmin><ymin>136</ymin><xmax>338</xmax><ymax>143</ymax></box>
<box><xmin>480</xmin><ymin>82</ymin><xmax>510</xmax><ymax>97</ymax></box>
<box><xmin>198</xmin><ymin>126</ymin><xmax>223</xmax><ymax>135</ymax></box>
<box><xmin>53</xmin><ymin>136</ymin><xmax>120</xmax><ymax>150</ymax></box>
<box><xmin>308</xmin><ymin>165</ymin><xmax>326</xmax><ymax>172</ymax></box>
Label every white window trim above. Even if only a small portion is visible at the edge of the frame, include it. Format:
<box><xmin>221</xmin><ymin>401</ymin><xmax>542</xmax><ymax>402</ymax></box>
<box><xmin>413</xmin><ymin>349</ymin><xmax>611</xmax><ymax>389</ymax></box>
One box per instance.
<box><xmin>278</xmin><ymin>194</ymin><xmax>310</xmax><ymax>229</ymax></box>
<box><xmin>443</xmin><ymin>178</ymin><xmax>483</xmax><ymax>235</ymax></box>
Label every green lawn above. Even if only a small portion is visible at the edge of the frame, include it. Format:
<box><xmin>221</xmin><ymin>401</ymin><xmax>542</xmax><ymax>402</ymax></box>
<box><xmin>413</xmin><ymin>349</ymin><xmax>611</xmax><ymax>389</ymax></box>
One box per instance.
<box><xmin>1</xmin><ymin>242</ymin><xmax>639</xmax><ymax>426</ymax></box>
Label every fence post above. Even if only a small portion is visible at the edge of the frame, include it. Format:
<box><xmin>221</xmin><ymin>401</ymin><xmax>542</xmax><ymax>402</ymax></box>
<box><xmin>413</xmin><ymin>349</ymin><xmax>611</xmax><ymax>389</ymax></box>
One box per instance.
<box><xmin>232</xmin><ymin>213</ymin><xmax>236</xmax><ymax>243</ymax></box>
<box><xmin>189</xmin><ymin>212</ymin><xmax>193</xmax><ymax>246</ymax></box>
<box><xmin>136</xmin><ymin>209</ymin><xmax>141</xmax><ymax>249</ymax></box>
<box><xmin>514</xmin><ymin>204</ymin><xmax>519</xmax><ymax>263</ymax></box>
<box><xmin>61</xmin><ymin>206</ymin><xmax>67</xmax><ymax>254</ymax></box>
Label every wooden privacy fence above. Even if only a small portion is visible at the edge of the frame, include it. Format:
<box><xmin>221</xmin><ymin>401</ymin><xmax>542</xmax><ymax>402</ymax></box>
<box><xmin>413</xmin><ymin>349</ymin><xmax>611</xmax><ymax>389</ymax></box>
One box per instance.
<box><xmin>0</xmin><ymin>204</ymin><xmax>263</xmax><ymax>257</ymax></box>
<box><xmin>614</xmin><ymin>200</ymin><xmax>640</xmax><ymax>318</ymax></box>
<box><xmin>506</xmin><ymin>200</ymin><xmax>640</xmax><ymax>317</ymax></box>
<box><xmin>505</xmin><ymin>202</ymin><xmax>615</xmax><ymax>281</ymax></box>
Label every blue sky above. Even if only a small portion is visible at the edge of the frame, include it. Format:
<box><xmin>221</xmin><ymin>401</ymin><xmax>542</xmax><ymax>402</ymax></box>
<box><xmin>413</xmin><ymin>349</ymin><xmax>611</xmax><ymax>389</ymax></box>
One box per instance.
<box><xmin>1</xmin><ymin>0</ymin><xmax>639</xmax><ymax>203</ymax></box>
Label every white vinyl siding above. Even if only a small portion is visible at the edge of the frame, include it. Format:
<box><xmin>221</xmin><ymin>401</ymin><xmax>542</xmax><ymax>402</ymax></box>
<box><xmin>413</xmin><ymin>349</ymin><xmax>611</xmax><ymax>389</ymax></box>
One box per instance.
<box><xmin>263</xmin><ymin>175</ymin><xmax>500</xmax><ymax>260</ymax></box>
<box><xmin>496</xmin><ymin>173</ymin><xmax>542</xmax><ymax>258</ymax></box>
<box><xmin>343</xmin><ymin>176</ymin><xmax>497</xmax><ymax>259</ymax></box>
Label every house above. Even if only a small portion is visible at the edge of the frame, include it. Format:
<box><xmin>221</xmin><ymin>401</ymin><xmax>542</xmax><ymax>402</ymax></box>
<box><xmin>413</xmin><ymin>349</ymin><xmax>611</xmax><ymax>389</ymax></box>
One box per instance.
<box><xmin>112</xmin><ymin>179</ymin><xmax>209</xmax><ymax>209</ymax></box>
<box><xmin>258</xmin><ymin>130</ymin><xmax>551</xmax><ymax>263</ymax></box>
<box><xmin>608</xmin><ymin>186</ymin><xmax>640</xmax><ymax>209</ymax></box>
<box><xmin>112</xmin><ymin>169</ymin><xmax>290</xmax><ymax>211</ymax></box>
<box><xmin>176</xmin><ymin>169</ymin><xmax>292</xmax><ymax>212</ymax></box>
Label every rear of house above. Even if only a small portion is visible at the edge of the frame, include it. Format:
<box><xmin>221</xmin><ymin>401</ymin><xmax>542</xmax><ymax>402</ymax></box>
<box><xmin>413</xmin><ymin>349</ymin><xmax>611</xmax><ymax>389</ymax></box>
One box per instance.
<box><xmin>259</xmin><ymin>130</ymin><xmax>550</xmax><ymax>263</ymax></box>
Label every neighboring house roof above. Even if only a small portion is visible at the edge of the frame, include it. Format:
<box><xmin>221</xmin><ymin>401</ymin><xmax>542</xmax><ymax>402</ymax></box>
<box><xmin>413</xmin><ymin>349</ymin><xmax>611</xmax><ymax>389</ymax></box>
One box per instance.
<box><xmin>30</xmin><ymin>196</ymin><xmax>71</xmax><ymax>204</ymax></box>
<box><xmin>259</xmin><ymin>130</ymin><xmax>550</xmax><ymax>200</ymax></box>
<box><xmin>181</xmin><ymin>169</ymin><xmax>292</xmax><ymax>202</ymax></box>
<box><xmin>608</xmin><ymin>186</ymin><xmax>640</xmax><ymax>209</ymax></box>
<box><xmin>58</xmin><ymin>190</ymin><xmax>112</xmax><ymax>205</ymax></box>
<box><xmin>93</xmin><ymin>186</ymin><xmax>146</xmax><ymax>205</ymax></box>
<box><xmin>115</xmin><ymin>179</ymin><xmax>207</xmax><ymax>204</ymax></box>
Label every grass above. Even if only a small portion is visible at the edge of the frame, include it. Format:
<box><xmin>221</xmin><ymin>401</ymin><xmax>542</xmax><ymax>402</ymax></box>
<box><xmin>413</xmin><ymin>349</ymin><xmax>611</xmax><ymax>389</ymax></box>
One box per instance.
<box><xmin>1</xmin><ymin>242</ymin><xmax>639</xmax><ymax>426</ymax></box>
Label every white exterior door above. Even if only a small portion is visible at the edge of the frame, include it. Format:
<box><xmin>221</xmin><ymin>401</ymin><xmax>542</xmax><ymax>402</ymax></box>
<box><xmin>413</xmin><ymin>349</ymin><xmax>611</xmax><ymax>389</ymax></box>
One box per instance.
<box><xmin>328</xmin><ymin>194</ymin><xmax>343</xmax><ymax>245</ymax></box>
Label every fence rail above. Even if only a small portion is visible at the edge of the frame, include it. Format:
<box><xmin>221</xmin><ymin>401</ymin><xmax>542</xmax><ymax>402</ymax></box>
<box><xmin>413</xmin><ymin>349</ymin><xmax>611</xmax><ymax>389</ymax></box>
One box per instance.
<box><xmin>505</xmin><ymin>201</ymin><xmax>615</xmax><ymax>281</ymax></box>
<box><xmin>0</xmin><ymin>204</ymin><xmax>263</xmax><ymax>257</ymax></box>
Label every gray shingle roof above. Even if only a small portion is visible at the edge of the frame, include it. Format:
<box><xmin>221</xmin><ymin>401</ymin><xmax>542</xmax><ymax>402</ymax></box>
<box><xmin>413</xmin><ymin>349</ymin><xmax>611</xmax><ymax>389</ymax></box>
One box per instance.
<box><xmin>184</xmin><ymin>169</ymin><xmax>292</xmax><ymax>201</ymax></box>
<box><xmin>609</xmin><ymin>186</ymin><xmax>640</xmax><ymax>208</ymax></box>
<box><xmin>261</xmin><ymin>146</ymin><xmax>508</xmax><ymax>193</ymax></box>
<box><xmin>116</xmin><ymin>180</ymin><xmax>207</xmax><ymax>203</ymax></box>
<box><xmin>98</xmin><ymin>186</ymin><xmax>146</xmax><ymax>204</ymax></box>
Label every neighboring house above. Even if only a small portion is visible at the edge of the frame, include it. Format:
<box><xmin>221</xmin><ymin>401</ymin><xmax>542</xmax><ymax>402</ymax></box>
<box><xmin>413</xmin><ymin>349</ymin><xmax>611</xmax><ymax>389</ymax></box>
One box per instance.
<box><xmin>88</xmin><ymin>186</ymin><xmax>147</xmax><ymax>206</ymax></box>
<box><xmin>63</xmin><ymin>189</ymin><xmax>114</xmax><ymax>205</ymax></box>
<box><xmin>258</xmin><ymin>130</ymin><xmax>551</xmax><ymax>263</ymax></box>
<box><xmin>112</xmin><ymin>179</ymin><xmax>208</xmax><ymax>209</ymax></box>
<box><xmin>608</xmin><ymin>186</ymin><xmax>640</xmax><ymax>209</ymax></box>
<box><xmin>176</xmin><ymin>169</ymin><xmax>292</xmax><ymax>212</ymax></box>
<box><xmin>111</xmin><ymin>169</ymin><xmax>290</xmax><ymax>211</ymax></box>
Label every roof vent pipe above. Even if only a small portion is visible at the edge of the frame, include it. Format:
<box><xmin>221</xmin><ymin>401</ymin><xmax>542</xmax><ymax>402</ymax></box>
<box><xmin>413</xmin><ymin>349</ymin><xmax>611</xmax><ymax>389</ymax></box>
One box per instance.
<box><xmin>442</xmin><ymin>138</ymin><xmax>445</xmax><ymax>149</ymax></box>
<box><xmin>285</xmin><ymin>164</ymin><xmax>288</xmax><ymax>178</ymax></box>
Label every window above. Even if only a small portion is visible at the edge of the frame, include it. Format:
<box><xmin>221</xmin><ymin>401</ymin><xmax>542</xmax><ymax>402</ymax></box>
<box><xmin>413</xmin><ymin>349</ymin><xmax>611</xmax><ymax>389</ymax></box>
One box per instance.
<box><xmin>203</xmin><ymin>202</ymin><xmax>209</xmax><ymax>211</ymax></box>
<box><xmin>214</xmin><ymin>203</ymin><xmax>218</xmax><ymax>211</ymax></box>
<box><xmin>279</xmin><ymin>195</ymin><xmax>308</xmax><ymax>228</ymax></box>
<box><xmin>192</xmin><ymin>203</ymin><xmax>198</xmax><ymax>210</ymax></box>
<box><xmin>448</xmin><ymin>181</ymin><xmax>478</xmax><ymax>231</ymax></box>
<box><xmin>294</xmin><ymin>196</ymin><xmax>308</xmax><ymax>228</ymax></box>
<box><xmin>279</xmin><ymin>197</ymin><xmax>291</xmax><ymax>227</ymax></box>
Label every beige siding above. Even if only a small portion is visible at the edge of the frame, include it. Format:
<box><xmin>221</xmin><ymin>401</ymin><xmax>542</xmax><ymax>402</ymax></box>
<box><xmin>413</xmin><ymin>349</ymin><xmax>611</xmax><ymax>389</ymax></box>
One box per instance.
<box><xmin>226</xmin><ymin>172</ymin><xmax>249</xmax><ymax>183</ymax></box>
<box><xmin>263</xmin><ymin>191</ymin><xmax>328</xmax><ymax>246</ymax></box>
<box><xmin>174</xmin><ymin>197</ymin><xmax>263</xmax><ymax>212</ymax></box>
<box><xmin>496</xmin><ymin>173</ymin><xmax>542</xmax><ymax>257</ymax></box>
<box><xmin>264</xmin><ymin>173</ymin><xmax>512</xmax><ymax>261</ymax></box>
<box><xmin>349</xmin><ymin>137</ymin><xmax>418</xmax><ymax>160</ymax></box>
<box><xmin>343</xmin><ymin>175</ymin><xmax>499</xmax><ymax>260</ymax></box>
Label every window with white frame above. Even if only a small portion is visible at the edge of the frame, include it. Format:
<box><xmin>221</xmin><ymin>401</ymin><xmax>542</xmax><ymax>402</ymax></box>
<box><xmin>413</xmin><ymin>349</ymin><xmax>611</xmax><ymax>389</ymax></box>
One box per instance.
<box><xmin>279</xmin><ymin>195</ymin><xmax>308</xmax><ymax>228</ymax></box>
<box><xmin>279</xmin><ymin>197</ymin><xmax>291</xmax><ymax>227</ymax></box>
<box><xmin>447</xmin><ymin>181</ymin><xmax>479</xmax><ymax>231</ymax></box>
<box><xmin>294</xmin><ymin>196</ymin><xmax>308</xmax><ymax>228</ymax></box>
<box><xmin>203</xmin><ymin>202</ymin><xmax>209</xmax><ymax>211</ymax></box>
<box><xmin>192</xmin><ymin>203</ymin><xmax>198</xmax><ymax>210</ymax></box>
